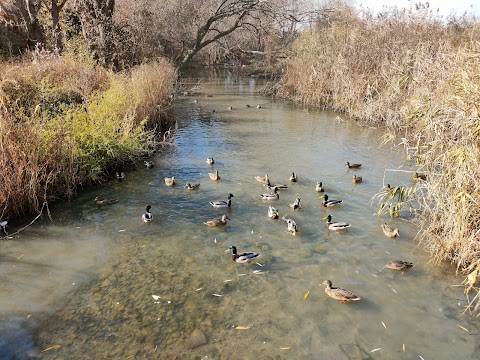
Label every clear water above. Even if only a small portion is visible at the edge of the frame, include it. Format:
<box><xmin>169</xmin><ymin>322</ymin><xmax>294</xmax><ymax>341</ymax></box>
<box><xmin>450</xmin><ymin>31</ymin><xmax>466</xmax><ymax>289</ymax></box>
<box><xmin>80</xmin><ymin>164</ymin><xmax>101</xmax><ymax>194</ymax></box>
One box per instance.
<box><xmin>1</xmin><ymin>73</ymin><xmax>479</xmax><ymax>359</ymax></box>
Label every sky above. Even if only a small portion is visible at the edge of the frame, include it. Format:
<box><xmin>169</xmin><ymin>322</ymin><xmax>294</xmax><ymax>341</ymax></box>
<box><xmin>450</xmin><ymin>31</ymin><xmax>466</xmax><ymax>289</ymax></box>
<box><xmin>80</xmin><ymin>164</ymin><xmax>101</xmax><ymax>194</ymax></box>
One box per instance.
<box><xmin>354</xmin><ymin>0</ymin><xmax>479</xmax><ymax>17</ymax></box>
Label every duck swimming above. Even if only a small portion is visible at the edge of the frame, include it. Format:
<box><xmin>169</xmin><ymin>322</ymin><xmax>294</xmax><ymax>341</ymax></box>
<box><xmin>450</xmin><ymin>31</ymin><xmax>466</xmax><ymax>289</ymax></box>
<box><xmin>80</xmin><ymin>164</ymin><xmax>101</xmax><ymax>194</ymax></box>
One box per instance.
<box><xmin>352</xmin><ymin>175</ymin><xmax>362</xmax><ymax>183</ymax></box>
<box><xmin>381</xmin><ymin>223</ymin><xmax>400</xmax><ymax>238</ymax></box>
<box><xmin>289</xmin><ymin>197</ymin><xmax>302</xmax><ymax>210</ymax></box>
<box><xmin>206</xmin><ymin>157</ymin><xmax>215</xmax><ymax>165</ymax></box>
<box><xmin>255</xmin><ymin>174</ymin><xmax>269</xmax><ymax>184</ymax></box>
<box><xmin>282</xmin><ymin>216</ymin><xmax>298</xmax><ymax>235</ymax></box>
<box><xmin>289</xmin><ymin>172</ymin><xmax>298</xmax><ymax>182</ymax></box>
<box><xmin>228</xmin><ymin>245</ymin><xmax>260</xmax><ymax>264</ymax></box>
<box><xmin>94</xmin><ymin>196</ymin><xmax>118</xmax><ymax>206</ymax></box>
<box><xmin>321</xmin><ymin>194</ymin><xmax>342</xmax><ymax>207</ymax></box>
<box><xmin>260</xmin><ymin>187</ymin><xmax>279</xmax><ymax>201</ymax></box>
<box><xmin>320</xmin><ymin>280</ymin><xmax>361</xmax><ymax>303</ymax></box>
<box><xmin>266</xmin><ymin>180</ymin><xmax>288</xmax><ymax>191</ymax></box>
<box><xmin>142</xmin><ymin>205</ymin><xmax>153</xmax><ymax>222</ymax></box>
<box><xmin>268</xmin><ymin>205</ymin><xmax>279</xmax><ymax>219</ymax></box>
<box><xmin>184</xmin><ymin>183</ymin><xmax>200</xmax><ymax>190</ymax></box>
<box><xmin>384</xmin><ymin>260</ymin><xmax>413</xmax><ymax>274</ymax></box>
<box><xmin>323</xmin><ymin>215</ymin><xmax>351</xmax><ymax>231</ymax></box>
<box><xmin>346</xmin><ymin>162</ymin><xmax>362</xmax><ymax>169</ymax></box>
<box><xmin>210</xmin><ymin>193</ymin><xmax>234</xmax><ymax>208</ymax></box>
<box><xmin>164</xmin><ymin>176</ymin><xmax>176</xmax><ymax>186</ymax></box>
<box><xmin>412</xmin><ymin>172</ymin><xmax>427</xmax><ymax>181</ymax></box>
<box><xmin>209</xmin><ymin>170</ymin><xmax>221</xmax><ymax>181</ymax></box>
<box><xmin>316</xmin><ymin>182</ymin><xmax>325</xmax><ymax>192</ymax></box>
<box><xmin>204</xmin><ymin>215</ymin><xmax>230</xmax><ymax>227</ymax></box>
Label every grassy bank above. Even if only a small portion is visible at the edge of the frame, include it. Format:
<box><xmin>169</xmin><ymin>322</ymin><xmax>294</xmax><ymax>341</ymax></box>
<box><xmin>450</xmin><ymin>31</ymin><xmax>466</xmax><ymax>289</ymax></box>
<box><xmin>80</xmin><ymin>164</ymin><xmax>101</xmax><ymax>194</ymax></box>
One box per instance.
<box><xmin>0</xmin><ymin>54</ymin><xmax>176</xmax><ymax>219</ymax></box>
<box><xmin>278</xmin><ymin>4</ymin><xmax>480</xmax><ymax>310</ymax></box>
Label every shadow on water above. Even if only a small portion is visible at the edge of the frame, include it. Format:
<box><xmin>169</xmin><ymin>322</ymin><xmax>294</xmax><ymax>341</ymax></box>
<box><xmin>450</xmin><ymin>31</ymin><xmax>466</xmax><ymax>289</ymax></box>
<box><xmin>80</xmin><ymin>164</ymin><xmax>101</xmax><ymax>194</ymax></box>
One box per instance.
<box><xmin>0</xmin><ymin>71</ymin><xmax>478</xmax><ymax>359</ymax></box>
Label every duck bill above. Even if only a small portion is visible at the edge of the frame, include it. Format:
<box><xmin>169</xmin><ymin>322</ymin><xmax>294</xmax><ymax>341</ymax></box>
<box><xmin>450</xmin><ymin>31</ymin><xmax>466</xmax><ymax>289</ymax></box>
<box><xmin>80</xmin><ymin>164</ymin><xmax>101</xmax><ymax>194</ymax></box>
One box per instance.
<box><xmin>322</xmin><ymin>216</ymin><xmax>328</xmax><ymax>220</ymax></box>
<box><xmin>225</xmin><ymin>249</ymin><xmax>230</xmax><ymax>253</ymax></box>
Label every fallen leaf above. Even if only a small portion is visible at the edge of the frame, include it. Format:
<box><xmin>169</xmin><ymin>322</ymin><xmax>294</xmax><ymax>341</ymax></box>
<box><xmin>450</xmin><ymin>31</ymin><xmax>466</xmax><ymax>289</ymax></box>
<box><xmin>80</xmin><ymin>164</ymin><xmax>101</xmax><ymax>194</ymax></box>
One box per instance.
<box><xmin>280</xmin><ymin>346</ymin><xmax>292</xmax><ymax>350</ymax></box>
<box><xmin>41</xmin><ymin>345</ymin><xmax>61</xmax><ymax>352</ymax></box>
<box><xmin>235</xmin><ymin>326</ymin><xmax>250</xmax><ymax>330</ymax></box>
<box><xmin>457</xmin><ymin>324</ymin><xmax>469</xmax><ymax>332</ymax></box>
<box><xmin>303</xmin><ymin>291</ymin><xmax>310</xmax><ymax>299</ymax></box>
<box><xmin>403</xmin><ymin>344</ymin><xmax>406</xmax><ymax>352</ymax></box>
<box><xmin>152</xmin><ymin>295</ymin><xmax>161</xmax><ymax>300</ymax></box>
<box><xmin>370</xmin><ymin>348</ymin><xmax>381</xmax><ymax>353</ymax></box>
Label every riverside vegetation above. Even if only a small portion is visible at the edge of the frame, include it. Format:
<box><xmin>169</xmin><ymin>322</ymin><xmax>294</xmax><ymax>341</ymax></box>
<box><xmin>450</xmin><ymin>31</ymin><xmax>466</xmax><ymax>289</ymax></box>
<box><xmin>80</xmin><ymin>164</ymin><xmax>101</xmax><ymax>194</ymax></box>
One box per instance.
<box><xmin>277</xmin><ymin>3</ymin><xmax>480</xmax><ymax>312</ymax></box>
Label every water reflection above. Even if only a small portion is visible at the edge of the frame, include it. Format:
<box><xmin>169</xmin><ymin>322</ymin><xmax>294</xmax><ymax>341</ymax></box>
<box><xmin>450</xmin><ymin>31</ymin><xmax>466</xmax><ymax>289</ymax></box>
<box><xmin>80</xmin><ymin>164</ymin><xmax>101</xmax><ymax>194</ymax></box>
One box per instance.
<box><xmin>0</xmin><ymin>73</ymin><xmax>478</xmax><ymax>359</ymax></box>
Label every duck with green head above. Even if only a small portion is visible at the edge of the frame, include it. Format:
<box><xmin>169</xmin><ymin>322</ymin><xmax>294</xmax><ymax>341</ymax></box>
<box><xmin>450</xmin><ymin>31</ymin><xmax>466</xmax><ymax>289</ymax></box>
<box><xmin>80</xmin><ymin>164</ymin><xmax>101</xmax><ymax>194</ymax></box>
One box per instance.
<box><xmin>210</xmin><ymin>193</ymin><xmax>234</xmax><ymax>208</ymax></box>
<box><xmin>323</xmin><ymin>214</ymin><xmax>350</xmax><ymax>231</ymax></box>
<box><xmin>142</xmin><ymin>205</ymin><xmax>153</xmax><ymax>222</ymax></box>
<box><xmin>260</xmin><ymin>187</ymin><xmax>279</xmax><ymax>201</ymax></box>
<box><xmin>227</xmin><ymin>246</ymin><xmax>260</xmax><ymax>264</ymax></box>
<box><xmin>321</xmin><ymin>194</ymin><xmax>342</xmax><ymax>207</ymax></box>
<box><xmin>268</xmin><ymin>205</ymin><xmax>279</xmax><ymax>219</ymax></box>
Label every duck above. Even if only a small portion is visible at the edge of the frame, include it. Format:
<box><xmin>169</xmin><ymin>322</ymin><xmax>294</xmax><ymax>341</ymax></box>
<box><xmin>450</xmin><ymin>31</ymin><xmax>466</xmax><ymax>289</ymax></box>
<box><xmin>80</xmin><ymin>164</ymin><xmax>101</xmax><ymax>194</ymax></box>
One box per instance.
<box><xmin>323</xmin><ymin>215</ymin><xmax>351</xmax><ymax>231</ymax></box>
<box><xmin>289</xmin><ymin>172</ymin><xmax>298</xmax><ymax>182</ymax></box>
<box><xmin>204</xmin><ymin>214</ymin><xmax>230</xmax><ymax>227</ymax></box>
<box><xmin>228</xmin><ymin>245</ymin><xmax>260</xmax><ymax>264</ymax></box>
<box><xmin>255</xmin><ymin>174</ymin><xmax>269</xmax><ymax>184</ymax></box>
<box><xmin>115</xmin><ymin>170</ymin><xmax>125</xmax><ymax>181</ymax></box>
<box><xmin>321</xmin><ymin>194</ymin><xmax>342</xmax><ymax>207</ymax></box>
<box><xmin>385</xmin><ymin>184</ymin><xmax>398</xmax><ymax>194</ymax></box>
<box><xmin>281</xmin><ymin>216</ymin><xmax>298</xmax><ymax>235</ymax></box>
<box><xmin>384</xmin><ymin>260</ymin><xmax>413</xmax><ymax>274</ymax></box>
<box><xmin>256</xmin><ymin>104</ymin><xmax>262</xmax><ymax>109</ymax></box>
<box><xmin>266</xmin><ymin>180</ymin><xmax>288</xmax><ymax>191</ymax></box>
<box><xmin>142</xmin><ymin>205</ymin><xmax>153</xmax><ymax>222</ymax></box>
<box><xmin>381</xmin><ymin>223</ymin><xmax>400</xmax><ymax>238</ymax></box>
<box><xmin>164</xmin><ymin>176</ymin><xmax>176</xmax><ymax>186</ymax></box>
<box><xmin>206</xmin><ymin>157</ymin><xmax>215</xmax><ymax>165</ymax></box>
<box><xmin>209</xmin><ymin>170</ymin><xmax>220</xmax><ymax>181</ymax></box>
<box><xmin>289</xmin><ymin>197</ymin><xmax>302</xmax><ymax>210</ymax></box>
<box><xmin>412</xmin><ymin>172</ymin><xmax>427</xmax><ymax>181</ymax></box>
<box><xmin>260</xmin><ymin>187</ymin><xmax>279</xmax><ymax>201</ymax></box>
<box><xmin>94</xmin><ymin>196</ymin><xmax>118</xmax><ymax>206</ymax></box>
<box><xmin>268</xmin><ymin>205</ymin><xmax>279</xmax><ymax>219</ymax></box>
<box><xmin>320</xmin><ymin>280</ymin><xmax>361</xmax><ymax>303</ymax></box>
<box><xmin>227</xmin><ymin>106</ymin><xmax>233</xmax><ymax>111</ymax></box>
<box><xmin>210</xmin><ymin>193</ymin><xmax>234</xmax><ymax>208</ymax></box>
<box><xmin>144</xmin><ymin>160</ymin><xmax>154</xmax><ymax>169</ymax></box>
<box><xmin>316</xmin><ymin>182</ymin><xmax>325</xmax><ymax>192</ymax></box>
<box><xmin>352</xmin><ymin>175</ymin><xmax>362</xmax><ymax>183</ymax></box>
<box><xmin>346</xmin><ymin>162</ymin><xmax>361</xmax><ymax>169</ymax></box>
<box><xmin>245</xmin><ymin>104</ymin><xmax>251</xmax><ymax>108</ymax></box>
<box><xmin>184</xmin><ymin>183</ymin><xmax>200</xmax><ymax>190</ymax></box>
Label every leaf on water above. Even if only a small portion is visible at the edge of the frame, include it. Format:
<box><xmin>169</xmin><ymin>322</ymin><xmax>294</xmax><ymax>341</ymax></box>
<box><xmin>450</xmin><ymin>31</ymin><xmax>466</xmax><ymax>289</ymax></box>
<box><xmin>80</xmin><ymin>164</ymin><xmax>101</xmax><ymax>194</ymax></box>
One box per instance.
<box><xmin>151</xmin><ymin>295</ymin><xmax>161</xmax><ymax>300</ymax></box>
<box><xmin>457</xmin><ymin>325</ymin><xmax>469</xmax><ymax>332</ymax></box>
<box><xmin>382</xmin><ymin>321</ymin><xmax>387</xmax><ymax>329</ymax></box>
<box><xmin>370</xmin><ymin>348</ymin><xmax>381</xmax><ymax>353</ymax></box>
<box><xmin>235</xmin><ymin>326</ymin><xmax>250</xmax><ymax>330</ymax></box>
<box><xmin>41</xmin><ymin>345</ymin><xmax>61</xmax><ymax>352</ymax></box>
<box><xmin>403</xmin><ymin>344</ymin><xmax>406</xmax><ymax>352</ymax></box>
<box><xmin>256</xmin><ymin>262</ymin><xmax>264</xmax><ymax>267</ymax></box>
<box><xmin>280</xmin><ymin>346</ymin><xmax>292</xmax><ymax>350</ymax></box>
<box><xmin>212</xmin><ymin>294</ymin><xmax>223</xmax><ymax>297</ymax></box>
<box><xmin>223</xmin><ymin>279</ymin><xmax>233</xmax><ymax>282</ymax></box>
<box><xmin>195</xmin><ymin>288</ymin><xmax>203</xmax><ymax>291</ymax></box>
<box><xmin>304</xmin><ymin>291</ymin><xmax>310</xmax><ymax>299</ymax></box>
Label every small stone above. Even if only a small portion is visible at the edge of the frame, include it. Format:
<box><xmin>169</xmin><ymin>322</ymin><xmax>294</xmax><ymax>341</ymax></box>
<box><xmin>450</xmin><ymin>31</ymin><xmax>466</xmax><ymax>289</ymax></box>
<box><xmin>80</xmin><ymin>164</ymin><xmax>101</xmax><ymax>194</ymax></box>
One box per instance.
<box><xmin>187</xmin><ymin>328</ymin><xmax>207</xmax><ymax>349</ymax></box>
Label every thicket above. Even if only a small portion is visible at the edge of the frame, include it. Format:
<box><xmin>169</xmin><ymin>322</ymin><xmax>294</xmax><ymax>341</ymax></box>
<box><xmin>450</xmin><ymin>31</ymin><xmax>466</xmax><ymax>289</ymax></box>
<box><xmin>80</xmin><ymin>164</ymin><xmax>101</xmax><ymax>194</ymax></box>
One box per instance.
<box><xmin>0</xmin><ymin>54</ymin><xmax>176</xmax><ymax>218</ymax></box>
<box><xmin>278</xmin><ymin>3</ymin><xmax>480</xmax><ymax>312</ymax></box>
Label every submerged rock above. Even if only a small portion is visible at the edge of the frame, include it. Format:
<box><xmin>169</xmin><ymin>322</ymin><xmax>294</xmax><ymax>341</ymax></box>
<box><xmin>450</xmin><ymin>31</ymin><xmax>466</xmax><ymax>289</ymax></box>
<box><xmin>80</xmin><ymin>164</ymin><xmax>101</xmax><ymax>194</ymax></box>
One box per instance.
<box><xmin>186</xmin><ymin>328</ymin><xmax>207</xmax><ymax>349</ymax></box>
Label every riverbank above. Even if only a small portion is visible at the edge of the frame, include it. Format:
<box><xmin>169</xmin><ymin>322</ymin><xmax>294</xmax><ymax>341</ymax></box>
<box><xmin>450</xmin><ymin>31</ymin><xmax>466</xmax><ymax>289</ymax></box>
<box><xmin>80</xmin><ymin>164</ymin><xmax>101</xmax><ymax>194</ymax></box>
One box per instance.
<box><xmin>276</xmin><ymin>4</ymin><xmax>480</xmax><ymax>307</ymax></box>
<box><xmin>0</xmin><ymin>54</ymin><xmax>176</xmax><ymax>221</ymax></box>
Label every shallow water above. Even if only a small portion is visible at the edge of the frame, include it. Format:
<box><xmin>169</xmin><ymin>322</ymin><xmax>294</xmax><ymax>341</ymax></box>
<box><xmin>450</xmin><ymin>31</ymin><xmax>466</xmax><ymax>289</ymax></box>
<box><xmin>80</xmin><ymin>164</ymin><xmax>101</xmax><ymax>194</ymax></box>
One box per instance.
<box><xmin>1</xmin><ymin>73</ymin><xmax>479</xmax><ymax>359</ymax></box>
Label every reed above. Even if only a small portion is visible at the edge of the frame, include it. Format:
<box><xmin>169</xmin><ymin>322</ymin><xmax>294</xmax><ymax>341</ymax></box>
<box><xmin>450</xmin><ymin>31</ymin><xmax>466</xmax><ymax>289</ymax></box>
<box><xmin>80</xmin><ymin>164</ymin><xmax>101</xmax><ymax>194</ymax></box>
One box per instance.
<box><xmin>0</xmin><ymin>54</ymin><xmax>176</xmax><ymax>218</ymax></box>
<box><xmin>278</xmin><ymin>3</ymin><xmax>480</xmax><ymax>311</ymax></box>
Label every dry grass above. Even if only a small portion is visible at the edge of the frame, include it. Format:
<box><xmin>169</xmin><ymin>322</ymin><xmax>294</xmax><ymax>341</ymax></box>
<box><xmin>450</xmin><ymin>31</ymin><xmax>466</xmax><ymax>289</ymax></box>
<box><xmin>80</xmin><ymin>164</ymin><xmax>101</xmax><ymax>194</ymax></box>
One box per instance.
<box><xmin>0</xmin><ymin>54</ymin><xmax>176</xmax><ymax>219</ymax></box>
<box><xmin>278</xmin><ymin>4</ymin><xmax>480</xmax><ymax>312</ymax></box>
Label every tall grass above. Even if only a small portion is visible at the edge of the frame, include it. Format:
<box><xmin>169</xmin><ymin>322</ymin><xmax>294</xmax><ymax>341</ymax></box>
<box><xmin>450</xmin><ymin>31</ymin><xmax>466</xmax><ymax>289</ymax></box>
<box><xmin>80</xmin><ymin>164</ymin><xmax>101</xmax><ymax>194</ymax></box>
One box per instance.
<box><xmin>278</xmin><ymin>4</ymin><xmax>480</xmax><ymax>312</ymax></box>
<box><xmin>0</xmin><ymin>54</ymin><xmax>176</xmax><ymax>218</ymax></box>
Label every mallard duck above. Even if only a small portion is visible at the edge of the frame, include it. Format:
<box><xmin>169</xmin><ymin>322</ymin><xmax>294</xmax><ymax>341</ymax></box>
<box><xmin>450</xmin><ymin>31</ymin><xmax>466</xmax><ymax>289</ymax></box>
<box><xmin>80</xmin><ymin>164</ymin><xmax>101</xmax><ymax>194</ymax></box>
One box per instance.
<box><xmin>204</xmin><ymin>214</ymin><xmax>230</xmax><ymax>227</ymax></box>
<box><xmin>412</xmin><ymin>172</ymin><xmax>427</xmax><ymax>181</ymax></box>
<box><xmin>209</xmin><ymin>170</ymin><xmax>220</xmax><ymax>181</ymax></box>
<box><xmin>210</xmin><ymin>193</ymin><xmax>234</xmax><ymax>208</ymax></box>
<box><xmin>115</xmin><ymin>171</ymin><xmax>125</xmax><ymax>181</ymax></box>
<box><xmin>352</xmin><ymin>175</ymin><xmax>362</xmax><ymax>183</ymax></box>
<box><xmin>323</xmin><ymin>215</ymin><xmax>351</xmax><ymax>231</ymax></box>
<box><xmin>289</xmin><ymin>197</ymin><xmax>302</xmax><ymax>210</ymax></box>
<box><xmin>320</xmin><ymin>280</ymin><xmax>361</xmax><ymax>303</ymax></box>
<box><xmin>385</xmin><ymin>184</ymin><xmax>397</xmax><ymax>194</ymax></box>
<box><xmin>384</xmin><ymin>260</ymin><xmax>413</xmax><ymax>274</ymax></box>
<box><xmin>228</xmin><ymin>245</ymin><xmax>260</xmax><ymax>264</ymax></box>
<box><xmin>281</xmin><ymin>216</ymin><xmax>298</xmax><ymax>235</ymax></box>
<box><xmin>164</xmin><ymin>176</ymin><xmax>176</xmax><ymax>186</ymax></box>
<box><xmin>184</xmin><ymin>183</ymin><xmax>200</xmax><ymax>190</ymax></box>
<box><xmin>227</xmin><ymin>106</ymin><xmax>233</xmax><ymax>111</ymax></box>
<box><xmin>245</xmin><ymin>104</ymin><xmax>251</xmax><ymax>108</ymax></box>
<box><xmin>268</xmin><ymin>205</ymin><xmax>279</xmax><ymax>219</ymax></box>
<box><xmin>255</xmin><ymin>174</ymin><xmax>269</xmax><ymax>184</ymax></box>
<box><xmin>206</xmin><ymin>157</ymin><xmax>215</xmax><ymax>165</ymax></box>
<box><xmin>381</xmin><ymin>223</ymin><xmax>400</xmax><ymax>238</ymax></box>
<box><xmin>94</xmin><ymin>196</ymin><xmax>118</xmax><ymax>206</ymax></box>
<box><xmin>321</xmin><ymin>194</ymin><xmax>342</xmax><ymax>207</ymax></box>
<box><xmin>266</xmin><ymin>180</ymin><xmax>288</xmax><ymax>191</ymax></box>
<box><xmin>316</xmin><ymin>182</ymin><xmax>325</xmax><ymax>192</ymax></box>
<box><xmin>346</xmin><ymin>162</ymin><xmax>361</xmax><ymax>169</ymax></box>
<box><xmin>260</xmin><ymin>187</ymin><xmax>279</xmax><ymax>200</ymax></box>
<box><xmin>144</xmin><ymin>160</ymin><xmax>154</xmax><ymax>169</ymax></box>
<box><xmin>142</xmin><ymin>205</ymin><xmax>153</xmax><ymax>222</ymax></box>
<box><xmin>289</xmin><ymin>172</ymin><xmax>298</xmax><ymax>182</ymax></box>
<box><xmin>256</xmin><ymin>104</ymin><xmax>262</xmax><ymax>109</ymax></box>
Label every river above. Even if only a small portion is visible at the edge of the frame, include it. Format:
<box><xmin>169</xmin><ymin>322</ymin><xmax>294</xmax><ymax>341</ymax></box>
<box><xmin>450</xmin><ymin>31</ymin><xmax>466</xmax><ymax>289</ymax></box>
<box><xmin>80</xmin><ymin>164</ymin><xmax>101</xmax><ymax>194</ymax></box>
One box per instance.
<box><xmin>0</xmin><ymin>72</ymin><xmax>478</xmax><ymax>359</ymax></box>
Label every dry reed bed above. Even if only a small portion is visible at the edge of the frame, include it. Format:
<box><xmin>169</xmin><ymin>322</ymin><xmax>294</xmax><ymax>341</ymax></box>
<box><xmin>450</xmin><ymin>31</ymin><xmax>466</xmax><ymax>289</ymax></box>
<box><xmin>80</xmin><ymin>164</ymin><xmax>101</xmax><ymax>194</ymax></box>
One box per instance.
<box><xmin>0</xmin><ymin>55</ymin><xmax>176</xmax><ymax>218</ymax></box>
<box><xmin>278</xmin><ymin>5</ymin><xmax>480</xmax><ymax>312</ymax></box>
